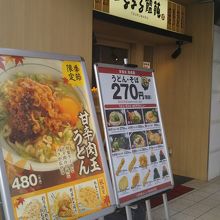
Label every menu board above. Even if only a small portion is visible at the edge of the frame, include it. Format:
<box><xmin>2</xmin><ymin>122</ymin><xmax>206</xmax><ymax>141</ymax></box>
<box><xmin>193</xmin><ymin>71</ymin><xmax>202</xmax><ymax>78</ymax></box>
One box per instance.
<box><xmin>0</xmin><ymin>49</ymin><xmax>115</xmax><ymax>220</ymax></box>
<box><xmin>94</xmin><ymin>63</ymin><xmax>174</xmax><ymax>206</ymax></box>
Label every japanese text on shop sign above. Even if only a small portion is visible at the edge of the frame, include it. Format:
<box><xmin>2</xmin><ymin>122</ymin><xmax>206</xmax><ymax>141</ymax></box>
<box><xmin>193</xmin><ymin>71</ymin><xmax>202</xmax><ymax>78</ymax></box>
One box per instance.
<box><xmin>123</xmin><ymin>0</ymin><xmax>162</xmax><ymax>18</ymax></box>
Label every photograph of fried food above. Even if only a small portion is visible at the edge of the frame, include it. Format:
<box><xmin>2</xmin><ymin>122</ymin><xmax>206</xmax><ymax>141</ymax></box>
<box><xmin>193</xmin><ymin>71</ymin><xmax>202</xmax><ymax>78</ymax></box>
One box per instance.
<box><xmin>53</xmin><ymin>192</ymin><xmax>74</xmax><ymax>218</ymax></box>
<box><xmin>22</xmin><ymin>199</ymin><xmax>42</xmax><ymax>220</ymax></box>
<box><xmin>153</xmin><ymin>168</ymin><xmax>160</xmax><ymax>180</ymax></box>
<box><xmin>139</xmin><ymin>154</ymin><xmax>148</xmax><ymax>168</ymax></box>
<box><xmin>144</xmin><ymin>108</ymin><xmax>159</xmax><ymax>123</ymax></box>
<box><xmin>128</xmin><ymin>155</ymin><xmax>137</xmax><ymax>172</ymax></box>
<box><xmin>147</xmin><ymin>130</ymin><xmax>163</xmax><ymax>146</ymax></box>
<box><xmin>0</xmin><ymin>74</ymin><xmax>83</xmax><ymax>163</ymax></box>
<box><xmin>118</xmin><ymin>176</ymin><xmax>128</xmax><ymax>191</ymax></box>
<box><xmin>162</xmin><ymin>166</ymin><xmax>169</xmax><ymax>177</ymax></box>
<box><xmin>116</xmin><ymin>158</ymin><xmax>125</xmax><ymax>176</ymax></box>
<box><xmin>78</xmin><ymin>186</ymin><xmax>101</xmax><ymax>209</ymax></box>
<box><xmin>150</xmin><ymin>151</ymin><xmax>157</xmax><ymax>163</ymax></box>
<box><xmin>143</xmin><ymin>170</ymin><xmax>151</xmax><ymax>186</ymax></box>
<box><xmin>131</xmin><ymin>173</ymin><xmax>140</xmax><ymax>188</ymax></box>
<box><xmin>159</xmin><ymin>149</ymin><xmax>166</xmax><ymax>161</ymax></box>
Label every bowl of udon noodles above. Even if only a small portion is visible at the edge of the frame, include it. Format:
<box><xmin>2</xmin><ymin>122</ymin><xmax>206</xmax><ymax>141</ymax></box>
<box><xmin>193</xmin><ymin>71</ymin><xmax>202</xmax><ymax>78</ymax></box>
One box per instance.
<box><xmin>0</xmin><ymin>63</ymin><xmax>89</xmax><ymax>171</ymax></box>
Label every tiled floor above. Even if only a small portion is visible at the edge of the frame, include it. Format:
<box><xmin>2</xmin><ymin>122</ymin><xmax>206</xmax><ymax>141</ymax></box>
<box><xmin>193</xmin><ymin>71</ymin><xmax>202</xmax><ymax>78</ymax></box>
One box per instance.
<box><xmin>151</xmin><ymin>176</ymin><xmax>220</xmax><ymax>220</ymax></box>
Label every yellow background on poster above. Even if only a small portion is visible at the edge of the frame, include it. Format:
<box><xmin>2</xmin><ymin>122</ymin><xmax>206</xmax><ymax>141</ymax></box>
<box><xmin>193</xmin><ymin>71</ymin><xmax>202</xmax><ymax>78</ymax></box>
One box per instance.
<box><xmin>62</xmin><ymin>61</ymin><xmax>84</xmax><ymax>86</ymax></box>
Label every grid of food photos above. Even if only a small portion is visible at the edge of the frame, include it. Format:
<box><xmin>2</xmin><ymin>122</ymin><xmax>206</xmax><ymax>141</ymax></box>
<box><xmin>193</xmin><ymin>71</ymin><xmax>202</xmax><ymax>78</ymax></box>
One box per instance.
<box><xmin>105</xmin><ymin>107</ymin><xmax>170</xmax><ymax>199</ymax></box>
<box><xmin>14</xmin><ymin>178</ymin><xmax>105</xmax><ymax>220</ymax></box>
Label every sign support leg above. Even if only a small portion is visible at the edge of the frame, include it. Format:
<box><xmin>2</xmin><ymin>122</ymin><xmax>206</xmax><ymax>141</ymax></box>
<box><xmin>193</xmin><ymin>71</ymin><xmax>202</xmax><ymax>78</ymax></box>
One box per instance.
<box><xmin>145</xmin><ymin>200</ymin><xmax>152</xmax><ymax>220</ymax></box>
<box><xmin>162</xmin><ymin>193</ymin><xmax>170</xmax><ymax>220</ymax></box>
<box><xmin>125</xmin><ymin>205</ymin><xmax>133</xmax><ymax>220</ymax></box>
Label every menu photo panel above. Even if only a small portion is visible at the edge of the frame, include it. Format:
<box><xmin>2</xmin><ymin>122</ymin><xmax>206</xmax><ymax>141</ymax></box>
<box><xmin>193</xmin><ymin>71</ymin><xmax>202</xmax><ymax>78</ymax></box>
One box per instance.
<box><xmin>94</xmin><ymin>63</ymin><xmax>174</xmax><ymax>206</ymax></box>
<box><xmin>0</xmin><ymin>48</ymin><xmax>116</xmax><ymax>220</ymax></box>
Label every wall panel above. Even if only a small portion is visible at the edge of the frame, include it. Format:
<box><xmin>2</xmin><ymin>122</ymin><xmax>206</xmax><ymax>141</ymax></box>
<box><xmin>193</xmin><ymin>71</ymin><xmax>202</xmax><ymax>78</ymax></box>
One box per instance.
<box><xmin>154</xmin><ymin>3</ymin><xmax>213</xmax><ymax>180</ymax></box>
<box><xmin>0</xmin><ymin>0</ymin><xmax>93</xmax><ymax>81</ymax></box>
<box><xmin>208</xmin><ymin>25</ymin><xmax>220</xmax><ymax>180</ymax></box>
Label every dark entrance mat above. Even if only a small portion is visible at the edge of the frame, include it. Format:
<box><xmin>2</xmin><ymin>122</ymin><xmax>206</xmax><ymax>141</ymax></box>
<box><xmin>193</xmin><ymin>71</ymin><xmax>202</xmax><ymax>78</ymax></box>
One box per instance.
<box><xmin>173</xmin><ymin>174</ymin><xmax>193</xmax><ymax>186</ymax></box>
<box><xmin>150</xmin><ymin>184</ymin><xmax>194</xmax><ymax>208</ymax></box>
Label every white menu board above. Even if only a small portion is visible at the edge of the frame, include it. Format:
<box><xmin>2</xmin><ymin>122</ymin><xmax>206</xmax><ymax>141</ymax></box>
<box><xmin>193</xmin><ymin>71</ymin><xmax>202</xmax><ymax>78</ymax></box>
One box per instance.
<box><xmin>94</xmin><ymin>63</ymin><xmax>174</xmax><ymax>206</ymax></box>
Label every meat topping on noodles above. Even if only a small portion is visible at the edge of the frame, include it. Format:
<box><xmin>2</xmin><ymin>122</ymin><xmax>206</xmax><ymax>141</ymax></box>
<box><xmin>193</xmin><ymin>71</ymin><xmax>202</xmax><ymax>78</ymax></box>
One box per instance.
<box><xmin>6</xmin><ymin>78</ymin><xmax>75</xmax><ymax>143</ymax></box>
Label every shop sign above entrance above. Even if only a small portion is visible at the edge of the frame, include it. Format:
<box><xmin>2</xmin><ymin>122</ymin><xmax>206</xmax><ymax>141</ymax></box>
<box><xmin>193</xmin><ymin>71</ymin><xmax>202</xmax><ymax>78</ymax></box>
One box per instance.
<box><xmin>109</xmin><ymin>0</ymin><xmax>168</xmax><ymax>30</ymax></box>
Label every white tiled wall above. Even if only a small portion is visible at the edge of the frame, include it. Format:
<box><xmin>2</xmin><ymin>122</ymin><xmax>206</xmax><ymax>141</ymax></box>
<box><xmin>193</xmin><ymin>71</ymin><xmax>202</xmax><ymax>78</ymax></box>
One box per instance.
<box><xmin>210</xmin><ymin>92</ymin><xmax>220</xmax><ymax>119</ymax></box>
<box><xmin>208</xmin><ymin>25</ymin><xmax>220</xmax><ymax>180</ymax></box>
<box><xmin>209</xmin><ymin>123</ymin><xmax>220</xmax><ymax>149</ymax></box>
<box><xmin>213</xmin><ymin>27</ymin><xmax>220</xmax><ymax>61</ymax></box>
<box><xmin>212</xmin><ymin>63</ymin><xmax>220</xmax><ymax>91</ymax></box>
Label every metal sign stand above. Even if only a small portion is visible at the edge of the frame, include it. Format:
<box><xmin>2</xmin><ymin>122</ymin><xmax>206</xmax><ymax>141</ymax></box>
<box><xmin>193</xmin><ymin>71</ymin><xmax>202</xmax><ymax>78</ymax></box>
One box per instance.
<box><xmin>125</xmin><ymin>205</ymin><xmax>132</xmax><ymax>220</ymax></box>
<box><xmin>125</xmin><ymin>193</ymin><xmax>170</xmax><ymax>220</ymax></box>
<box><xmin>145</xmin><ymin>193</ymin><xmax>170</xmax><ymax>220</ymax></box>
<box><xmin>94</xmin><ymin>60</ymin><xmax>174</xmax><ymax>220</ymax></box>
<box><xmin>145</xmin><ymin>192</ymin><xmax>170</xmax><ymax>220</ymax></box>
<box><xmin>162</xmin><ymin>193</ymin><xmax>170</xmax><ymax>220</ymax></box>
<box><xmin>145</xmin><ymin>199</ymin><xmax>152</xmax><ymax>220</ymax></box>
<box><xmin>124</xmin><ymin>59</ymin><xmax>171</xmax><ymax>220</ymax></box>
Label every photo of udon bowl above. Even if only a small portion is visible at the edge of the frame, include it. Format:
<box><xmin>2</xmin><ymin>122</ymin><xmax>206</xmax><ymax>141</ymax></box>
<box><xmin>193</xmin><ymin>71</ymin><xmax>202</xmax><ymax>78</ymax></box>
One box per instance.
<box><xmin>107</xmin><ymin>110</ymin><xmax>125</xmax><ymax>127</ymax></box>
<box><xmin>0</xmin><ymin>63</ymin><xmax>88</xmax><ymax>171</ymax></box>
